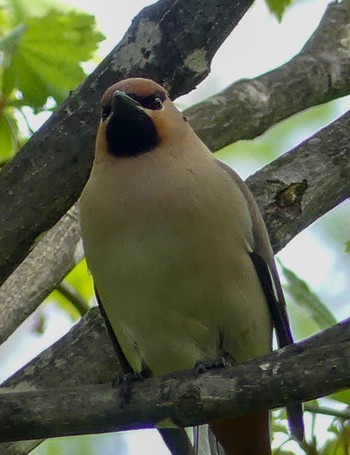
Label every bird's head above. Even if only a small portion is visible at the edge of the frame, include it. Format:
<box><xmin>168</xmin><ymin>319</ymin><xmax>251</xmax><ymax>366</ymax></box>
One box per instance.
<box><xmin>96</xmin><ymin>78</ymin><xmax>190</xmax><ymax>159</ymax></box>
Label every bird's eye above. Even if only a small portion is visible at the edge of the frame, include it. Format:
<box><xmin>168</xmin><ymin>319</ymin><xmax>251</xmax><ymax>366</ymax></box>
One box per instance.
<box><xmin>101</xmin><ymin>104</ymin><xmax>111</xmax><ymax>120</ymax></box>
<box><xmin>153</xmin><ymin>96</ymin><xmax>163</xmax><ymax>109</ymax></box>
<box><xmin>140</xmin><ymin>94</ymin><xmax>164</xmax><ymax>110</ymax></box>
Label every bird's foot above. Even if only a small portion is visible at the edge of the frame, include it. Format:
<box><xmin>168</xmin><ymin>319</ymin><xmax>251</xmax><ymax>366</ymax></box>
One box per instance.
<box><xmin>113</xmin><ymin>367</ymin><xmax>151</xmax><ymax>406</ymax></box>
<box><xmin>195</xmin><ymin>352</ymin><xmax>236</xmax><ymax>376</ymax></box>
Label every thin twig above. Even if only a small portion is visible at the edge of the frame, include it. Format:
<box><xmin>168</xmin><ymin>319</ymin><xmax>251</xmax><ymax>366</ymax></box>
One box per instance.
<box><xmin>56</xmin><ymin>281</ymin><xmax>90</xmax><ymax>316</ymax></box>
<box><xmin>305</xmin><ymin>404</ymin><xmax>350</xmax><ymax>420</ymax></box>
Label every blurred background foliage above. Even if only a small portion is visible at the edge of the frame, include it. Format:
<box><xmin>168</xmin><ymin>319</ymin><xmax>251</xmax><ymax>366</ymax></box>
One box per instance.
<box><xmin>0</xmin><ymin>0</ymin><xmax>349</xmax><ymax>453</ymax></box>
<box><xmin>0</xmin><ymin>0</ymin><xmax>103</xmax><ymax>165</ymax></box>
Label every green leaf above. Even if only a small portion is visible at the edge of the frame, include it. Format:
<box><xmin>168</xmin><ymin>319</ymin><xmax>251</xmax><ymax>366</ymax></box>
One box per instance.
<box><xmin>265</xmin><ymin>0</ymin><xmax>292</xmax><ymax>21</ymax></box>
<box><xmin>46</xmin><ymin>260</ymin><xmax>93</xmax><ymax>319</ymax></box>
<box><xmin>2</xmin><ymin>61</ymin><xmax>16</xmax><ymax>98</ymax></box>
<box><xmin>5</xmin><ymin>51</ymin><xmax>50</xmax><ymax>106</ymax></box>
<box><xmin>0</xmin><ymin>111</ymin><xmax>18</xmax><ymax>161</ymax></box>
<box><xmin>321</xmin><ymin>427</ymin><xmax>350</xmax><ymax>455</ymax></box>
<box><xmin>330</xmin><ymin>389</ymin><xmax>350</xmax><ymax>405</ymax></box>
<box><xmin>2</xmin><ymin>10</ymin><xmax>104</xmax><ymax>107</ymax></box>
<box><xmin>273</xmin><ymin>451</ymin><xmax>295</xmax><ymax>455</ymax></box>
<box><xmin>0</xmin><ymin>4</ymin><xmax>12</xmax><ymax>33</ymax></box>
<box><xmin>280</xmin><ymin>263</ymin><xmax>337</xmax><ymax>331</ymax></box>
<box><xmin>345</xmin><ymin>241</ymin><xmax>350</xmax><ymax>253</ymax></box>
<box><xmin>65</xmin><ymin>259</ymin><xmax>94</xmax><ymax>302</ymax></box>
<box><xmin>272</xmin><ymin>422</ymin><xmax>289</xmax><ymax>435</ymax></box>
<box><xmin>0</xmin><ymin>24</ymin><xmax>26</xmax><ymax>55</ymax></box>
<box><xmin>5</xmin><ymin>0</ymin><xmax>68</xmax><ymax>26</ymax></box>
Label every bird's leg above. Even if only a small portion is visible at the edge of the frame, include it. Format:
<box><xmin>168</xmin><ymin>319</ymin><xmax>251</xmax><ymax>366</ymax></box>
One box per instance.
<box><xmin>113</xmin><ymin>366</ymin><xmax>152</xmax><ymax>406</ymax></box>
<box><xmin>195</xmin><ymin>352</ymin><xmax>236</xmax><ymax>376</ymax></box>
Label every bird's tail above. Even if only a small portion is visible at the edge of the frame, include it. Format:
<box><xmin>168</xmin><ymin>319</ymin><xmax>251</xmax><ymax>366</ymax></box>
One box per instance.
<box><xmin>210</xmin><ymin>410</ymin><xmax>271</xmax><ymax>455</ymax></box>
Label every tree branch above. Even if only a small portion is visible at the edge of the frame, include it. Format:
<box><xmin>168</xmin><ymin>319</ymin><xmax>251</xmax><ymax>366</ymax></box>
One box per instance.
<box><xmin>0</xmin><ymin>309</ymin><xmax>117</xmax><ymax>455</ymax></box>
<box><xmin>247</xmin><ymin>107</ymin><xmax>350</xmax><ymax>252</ymax></box>
<box><xmin>1</xmin><ymin>336</ymin><xmax>350</xmax><ymax>443</ymax></box>
<box><xmin>55</xmin><ymin>281</ymin><xmax>89</xmax><ymax>316</ymax></box>
<box><xmin>304</xmin><ymin>404</ymin><xmax>350</xmax><ymax>420</ymax></box>
<box><xmin>0</xmin><ymin>204</ymin><xmax>82</xmax><ymax>345</ymax></box>
<box><xmin>186</xmin><ymin>1</ymin><xmax>350</xmax><ymax>150</ymax></box>
<box><xmin>1</xmin><ymin>309</ymin><xmax>350</xmax><ymax>453</ymax></box>
<box><xmin>0</xmin><ymin>0</ymin><xmax>254</xmax><ymax>286</ymax></box>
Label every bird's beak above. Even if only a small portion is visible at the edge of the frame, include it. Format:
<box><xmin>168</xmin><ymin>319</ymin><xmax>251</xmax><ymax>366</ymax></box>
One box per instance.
<box><xmin>111</xmin><ymin>90</ymin><xmax>142</xmax><ymax>116</ymax></box>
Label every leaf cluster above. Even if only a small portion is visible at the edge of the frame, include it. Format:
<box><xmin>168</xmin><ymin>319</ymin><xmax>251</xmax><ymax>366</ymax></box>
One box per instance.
<box><xmin>0</xmin><ymin>0</ymin><xmax>104</xmax><ymax>163</ymax></box>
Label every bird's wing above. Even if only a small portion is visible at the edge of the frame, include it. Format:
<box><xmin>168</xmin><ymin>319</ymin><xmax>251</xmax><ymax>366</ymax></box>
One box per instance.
<box><xmin>217</xmin><ymin>160</ymin><xmax>304</xmax><ymax>441</ymax></box>
<box><xmin>95</xmin><ymin>287</ymin><xmax>133</xmax><ymax>373</ymax></box>
<box><xmin>215</xmin><ymin>160</ymin><xmax>294</xmax><ymax>346</ymax></box>
<box><xmin>95</xmin><ymin>287</ymin><xmax>196</xmax><ymax>455</ymax></box>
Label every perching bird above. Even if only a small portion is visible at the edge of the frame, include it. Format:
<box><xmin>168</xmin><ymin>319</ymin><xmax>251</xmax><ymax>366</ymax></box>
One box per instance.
<box><xmin>80</xmin><ymin>78</ymin><xmax>304</xmax><ymax>455</ymax></box>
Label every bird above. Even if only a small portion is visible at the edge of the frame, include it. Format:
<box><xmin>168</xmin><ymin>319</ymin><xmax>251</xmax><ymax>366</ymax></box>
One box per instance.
<box><xmin>79</xmin><ymin>77</ymin><xmax>304</xmax><ymax>455</ymax></box>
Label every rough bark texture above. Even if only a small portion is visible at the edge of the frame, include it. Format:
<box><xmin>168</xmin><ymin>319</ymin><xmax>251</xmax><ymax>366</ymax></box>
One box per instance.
<box><xmin>247</xmin><ymin>108</ymin><xmax>350</xmax><ymax>252</ymax></box>
<box><xmin>186</xmin><ymin>1</ymin><xmax>350</xmax><ymax>149</ymax></box>
<box><xmin>1</xmin><ymin>309</ymin><xmax>350</xmax><ymax>452</ymax></box>
<box><xmin>1</xmin><ymin>315</ymin><xmax>350</xmax><ymax>443</ymax></box>
<box><xmin>0</xmin><ymin>0</ymin><xmax>254</xmax><ymax>286</ymax></box>
<box><xmin>0</xmin><ymin>309</ymin><xmax>116</xmax><ymax>455</ymax></box>
<box><xmin>0</xmin><ymin>204</ymin><xmax>82</xmax><ymax>345</ymax></box>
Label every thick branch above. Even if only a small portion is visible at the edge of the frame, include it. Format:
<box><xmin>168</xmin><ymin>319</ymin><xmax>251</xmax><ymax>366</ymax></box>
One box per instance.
<box><xmin>247</xmin><ymin>107</ymin><xmax>350</xmax><ymax>252</ymax></box>
<box><xmin>0</xmin><ymin>309</ymin><xmax>117</xmax><ymax>455</ymax></box>
<box><xmin>1</xmin><ymin>103</ymin><xmax>349</xmax><ymax>346</ymax></box>
<box><xmin>187</xmin><ymin>1</ymin><xmax>350</xmax><ymax>150</ymax></box>
<box><xmin>0</xmin><ymin>204</ymin><xmax>82</xmax><ymax>345</ymax></box>
<box><xmin>1</xmin><ymin>309</ymin><xmax>350</xmax><ymax>453</ymax></box>
<box><xmin>1</xmin><ymin>338</ymin><xmax>350</xmax><ymax>443</ymax></box>
<box><xmin>0</xmin><ymin>0</ymin><xmax>254</xmax><ymax>286</ymax></box>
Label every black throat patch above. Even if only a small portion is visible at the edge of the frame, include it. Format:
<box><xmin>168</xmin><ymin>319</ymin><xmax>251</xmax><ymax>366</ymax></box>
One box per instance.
<box><xmin>105</xmin><ymin>108</ymin><xmax>159</xmax><ymax>158</ymax></box>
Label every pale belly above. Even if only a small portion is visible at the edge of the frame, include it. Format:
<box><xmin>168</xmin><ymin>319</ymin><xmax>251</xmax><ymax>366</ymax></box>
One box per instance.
<box><xmin>80</xmin><ymin>152</ymin><xmax>272</xmax><ymax>376</ymax></box>
<box><xmin>84</xmin><ymin>221</ymin><xmax>272</xmax><ymax>376</ymax></box>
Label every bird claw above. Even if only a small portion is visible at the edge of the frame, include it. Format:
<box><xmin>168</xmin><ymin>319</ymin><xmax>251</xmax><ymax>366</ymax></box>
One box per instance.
<box><xmin>113</xmin><ymin>368</ymin><xmax>151</xmax><ymax>406</ymax></box>
<box><xmin>195</xmin><ymin>353</ymin><xmax>236</xmax><ymax>376</ymax></box>
<box><xmin>221</xmin><ymin>352</ymin><xmax>236</xmax><ymax>368</ymax></box>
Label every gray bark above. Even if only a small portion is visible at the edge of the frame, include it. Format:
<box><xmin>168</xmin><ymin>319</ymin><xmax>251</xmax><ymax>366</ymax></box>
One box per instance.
<box><xmin>187</xmin><ymin>1</ymin><xmax>350</xmax><ymax>150</ymax></box>
<box><xmin>1</xmin><ymin>313</ymin><xmax>350</xmax><ymax>443</ymax></box>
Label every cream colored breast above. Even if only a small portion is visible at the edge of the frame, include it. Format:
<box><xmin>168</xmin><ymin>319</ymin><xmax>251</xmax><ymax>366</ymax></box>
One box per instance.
<box><xmin>80</xmin><ymin>145</ymin><xmax>271</xmax><ymax>374</ymax></box>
